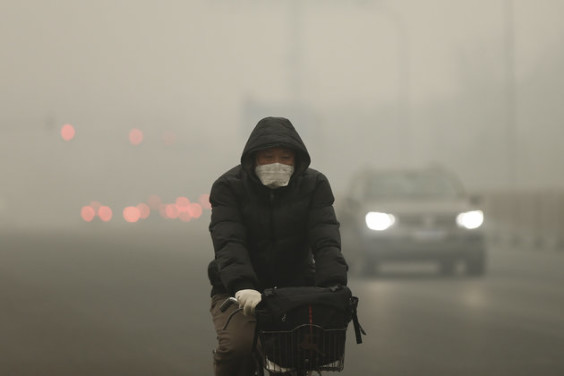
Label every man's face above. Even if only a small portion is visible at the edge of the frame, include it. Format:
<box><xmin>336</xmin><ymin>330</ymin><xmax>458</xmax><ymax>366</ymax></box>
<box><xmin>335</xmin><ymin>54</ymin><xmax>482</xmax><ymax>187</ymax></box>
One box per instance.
<box><xmin>255</xmin><ymin>147</ymin><xmax>295</xmax><ymax>166</ymax></box>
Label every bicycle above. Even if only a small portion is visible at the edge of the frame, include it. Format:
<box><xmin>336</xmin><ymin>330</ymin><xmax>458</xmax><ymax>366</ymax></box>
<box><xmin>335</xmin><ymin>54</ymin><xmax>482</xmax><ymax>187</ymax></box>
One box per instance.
<box><xmin>220</xmin><ymin>287</ymin><xmax>362</xmax><ymax>376</ymax></box>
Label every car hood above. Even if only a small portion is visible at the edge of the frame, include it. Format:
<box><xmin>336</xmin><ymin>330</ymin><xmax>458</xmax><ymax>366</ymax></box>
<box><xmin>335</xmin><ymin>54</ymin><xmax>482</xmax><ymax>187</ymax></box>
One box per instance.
<box><xmin>359</xmin><ymin>198</ymin><xmax>477</xmax><ymax>215</ymax></box>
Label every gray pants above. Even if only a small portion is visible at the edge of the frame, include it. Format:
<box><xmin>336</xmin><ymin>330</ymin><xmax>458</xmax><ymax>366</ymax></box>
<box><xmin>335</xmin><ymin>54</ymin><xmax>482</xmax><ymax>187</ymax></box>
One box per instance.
<box><xmin>210</xmin><ymin>294</ymin><xmax>257</xmax><ymax>376</ymax></box>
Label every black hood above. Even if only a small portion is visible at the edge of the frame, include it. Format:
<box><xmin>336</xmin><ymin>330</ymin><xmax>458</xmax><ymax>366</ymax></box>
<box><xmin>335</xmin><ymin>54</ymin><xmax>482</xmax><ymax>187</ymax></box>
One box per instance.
<box><xmin>241</xmin><ymin>116</ymin><xmax>311</xmax><ymax>176</ymax></box>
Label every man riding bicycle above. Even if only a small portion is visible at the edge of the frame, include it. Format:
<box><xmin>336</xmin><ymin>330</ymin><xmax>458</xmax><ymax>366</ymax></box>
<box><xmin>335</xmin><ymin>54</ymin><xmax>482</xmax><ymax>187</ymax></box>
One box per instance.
<box><xmin>207</xmin><ymin>116</ymin><xmax>348</xmax><ymax>376</ymax></box>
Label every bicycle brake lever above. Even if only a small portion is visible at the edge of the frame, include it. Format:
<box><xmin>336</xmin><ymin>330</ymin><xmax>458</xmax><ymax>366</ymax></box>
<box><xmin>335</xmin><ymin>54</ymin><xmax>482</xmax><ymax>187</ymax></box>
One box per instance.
<box><xmin>219</xmin><ymin>297</ymin><xmax>239</xmax><ymax>312</ymax></box>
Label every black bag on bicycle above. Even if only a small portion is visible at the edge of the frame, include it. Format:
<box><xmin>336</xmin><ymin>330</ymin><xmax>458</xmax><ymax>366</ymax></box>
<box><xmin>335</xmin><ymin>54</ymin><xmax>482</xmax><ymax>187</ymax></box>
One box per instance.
<box><xmin>254</xmin><ymin>285</ymin><xmax>365</xmax><ymax>371</ymax></box>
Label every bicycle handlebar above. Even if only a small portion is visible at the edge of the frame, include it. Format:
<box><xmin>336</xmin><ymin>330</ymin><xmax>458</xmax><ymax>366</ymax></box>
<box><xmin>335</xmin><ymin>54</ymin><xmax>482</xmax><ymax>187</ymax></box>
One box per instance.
<box><xmin>219</xmin><ymin>297</ymin><xmax>239</xmax><ymax>312</ymax></box>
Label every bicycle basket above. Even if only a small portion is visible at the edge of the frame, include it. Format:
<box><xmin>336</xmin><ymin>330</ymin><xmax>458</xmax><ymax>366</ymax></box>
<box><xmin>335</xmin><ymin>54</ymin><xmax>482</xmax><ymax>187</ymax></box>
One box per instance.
<box><xmin>259</xmin><ymin>323</ymin><xmax>346</xmax><ymax>372</ymax></box>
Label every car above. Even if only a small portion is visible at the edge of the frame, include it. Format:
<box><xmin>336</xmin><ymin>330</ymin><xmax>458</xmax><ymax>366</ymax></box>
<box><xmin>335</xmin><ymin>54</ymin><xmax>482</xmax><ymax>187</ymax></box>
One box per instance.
<box><xmin>337</xmin><ymin>167</ymin><xmax>486</xmax><ymax>277</ymax></box>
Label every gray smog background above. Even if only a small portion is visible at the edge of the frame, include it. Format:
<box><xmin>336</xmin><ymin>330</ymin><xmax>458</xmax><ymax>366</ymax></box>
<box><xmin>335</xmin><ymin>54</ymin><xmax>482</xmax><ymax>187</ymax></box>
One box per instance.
<box><xmin>2</xmin><ymin>1</ymin><xmax>564</xmax><ymax>375</ymax></box>
<box><xmin>1</xmin><ymin>0</ymin><xmax>564</xmax><ymax>229</ymax></box>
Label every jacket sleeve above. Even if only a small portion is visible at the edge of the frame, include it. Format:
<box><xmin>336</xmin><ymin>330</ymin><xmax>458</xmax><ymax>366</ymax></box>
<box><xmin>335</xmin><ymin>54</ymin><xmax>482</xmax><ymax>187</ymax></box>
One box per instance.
<box><xmin>209</xmin><ymin>178</ymin><xmax>259</xmax><ymax>295</ymax></box>
<box><xmin>307</xmin><ymin>173</ymin><xmax>348</xmax><ymax>287</ymax></box>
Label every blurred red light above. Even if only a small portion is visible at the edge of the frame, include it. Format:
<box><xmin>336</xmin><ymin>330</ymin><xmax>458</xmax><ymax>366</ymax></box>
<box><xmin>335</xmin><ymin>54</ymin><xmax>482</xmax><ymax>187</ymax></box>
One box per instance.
<box><xmin>123</xmin><ymin>206</ymin><xmax>141</xmax><ymax>222</ymax></box>
<box><xmin>129</xmin><ymin>128</ymin><xmax>144</xmax><ymax>145</ymax></box>
<box><xmin>165</xmin><ymin>204</ymin><xmax>179</xmax><ymax>219</ymax></box>
<box><xmin>179</xmin><ymin>212</ymin><xmax>192</xmax><ymax>222</ymax></box>
<box><xmin>199</xmin><ymin>194</ymin><xmax>211</xmax><ymax>209</ymax></box>
<box><xmin>188</xmin><ymin>203</ymin><xmax>203</xmax><ymax>219</ymax></box>
<box><xmin>81</xmin><ymin>206</ymin><xmax>96</xmax><ymax>222</ymax></box>
<box><xmin>98</xmin><ymin>206</ymin><xmax>113</xmax><ymax>222</ymax></box>
<box><xmin>176</xmin><ymin>196</ymin><xmax>190</xmax><ymax>207</ymax></box>
<box><xmin>137</xmin><ymin>203</ymin><xmax>150</xmax><ymax>219</ymax></box>
<box><xmin>61</xmin><ymin>124</ymin><xmax>75</xmax><ymax>141</ymax></box>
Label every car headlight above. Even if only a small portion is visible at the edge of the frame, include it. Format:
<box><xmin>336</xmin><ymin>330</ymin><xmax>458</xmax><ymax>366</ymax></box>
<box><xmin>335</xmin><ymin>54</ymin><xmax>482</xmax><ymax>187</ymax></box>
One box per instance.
<box><xmin>365</xmin><ymin>212</ymin><xmax>396</xmax><ymax>231</ymax></box>
<box><xmin>456</xmin><ymin>210</ymin><xmax>484</xmax><ymax>229</ymax></box>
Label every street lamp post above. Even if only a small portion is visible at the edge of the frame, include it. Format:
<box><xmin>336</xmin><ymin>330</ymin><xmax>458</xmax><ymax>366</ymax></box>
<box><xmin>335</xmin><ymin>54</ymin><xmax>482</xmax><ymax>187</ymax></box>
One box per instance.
<box><xmin>388</xmin><ymin>7</ymin><xmax>411</xmax><ymax>166</ymax></box>
<box><xmin>359</xmin><ymin>1</ymin><xmax>411</xmax><ymax>166</ymax></box>
<box><xmin>504</xmin><ymin>0</ymin><xmax>516</xmax><ymax>187</ymax></box>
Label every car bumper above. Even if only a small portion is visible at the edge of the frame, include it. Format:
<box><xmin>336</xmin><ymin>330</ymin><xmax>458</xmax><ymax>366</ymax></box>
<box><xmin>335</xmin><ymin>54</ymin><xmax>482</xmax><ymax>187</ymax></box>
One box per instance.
<box><xmin>357</xmin><ymin>230</ymin><xmax>485</xmax><ymax>262</ymax></box>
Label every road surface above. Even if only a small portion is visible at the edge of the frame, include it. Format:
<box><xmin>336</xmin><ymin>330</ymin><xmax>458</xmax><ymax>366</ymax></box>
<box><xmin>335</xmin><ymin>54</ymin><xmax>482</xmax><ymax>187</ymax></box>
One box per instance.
<box><xmin>2</xmin><ymin>221</ymin><xmax>564</xmax><ymax>375</ymax></box>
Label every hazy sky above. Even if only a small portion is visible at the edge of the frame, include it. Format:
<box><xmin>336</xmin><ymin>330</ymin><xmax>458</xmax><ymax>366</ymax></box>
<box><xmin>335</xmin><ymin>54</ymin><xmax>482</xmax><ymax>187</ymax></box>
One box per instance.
<box><xmin>1</xmin><ymin>1</ymin><xmax>561</xmax><ymax>111</ymax></box>
<box><xmin>1</xmin><ymin>0</ymin><xmax>563</xmax><ymax>226</ymax></box>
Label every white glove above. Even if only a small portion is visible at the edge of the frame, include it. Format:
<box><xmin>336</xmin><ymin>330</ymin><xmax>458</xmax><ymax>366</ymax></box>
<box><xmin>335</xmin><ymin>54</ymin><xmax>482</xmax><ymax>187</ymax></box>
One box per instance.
<box><xmin>235</xmin><ymin>289</ymin><xmax>262</xmax><ymax>316</ymax></box>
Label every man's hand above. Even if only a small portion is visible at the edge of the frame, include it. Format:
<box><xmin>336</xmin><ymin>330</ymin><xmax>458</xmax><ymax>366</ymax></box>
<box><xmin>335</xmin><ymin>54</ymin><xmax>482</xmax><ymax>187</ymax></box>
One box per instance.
<box><xmin>235</xmin><ymin>289</ymin><xmax>262</xmax><ymax>316</ymax></box>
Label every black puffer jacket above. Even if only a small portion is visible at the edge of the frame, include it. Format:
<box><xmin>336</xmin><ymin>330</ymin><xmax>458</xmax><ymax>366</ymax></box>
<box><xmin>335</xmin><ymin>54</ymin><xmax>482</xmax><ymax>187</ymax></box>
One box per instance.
<box><xmin>207</xmin><ymin>117</ymin><xmax>348</xmax><ymax>296</ymax></box>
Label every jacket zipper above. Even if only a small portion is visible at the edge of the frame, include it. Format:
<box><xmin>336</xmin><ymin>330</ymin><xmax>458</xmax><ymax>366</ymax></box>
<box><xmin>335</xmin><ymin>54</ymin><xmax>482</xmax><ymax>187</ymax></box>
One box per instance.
<box><xmin>269</xmin><ymin>190</ymin><xmax>276</xmax><ymax>281</ymax></box>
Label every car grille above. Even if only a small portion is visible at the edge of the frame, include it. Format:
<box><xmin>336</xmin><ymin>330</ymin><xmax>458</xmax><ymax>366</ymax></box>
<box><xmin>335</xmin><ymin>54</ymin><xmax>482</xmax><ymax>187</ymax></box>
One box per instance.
<box><xmin>397</xmin><ymin>214</ymin><xmax>456</xmax><ymax>228</ymax></box>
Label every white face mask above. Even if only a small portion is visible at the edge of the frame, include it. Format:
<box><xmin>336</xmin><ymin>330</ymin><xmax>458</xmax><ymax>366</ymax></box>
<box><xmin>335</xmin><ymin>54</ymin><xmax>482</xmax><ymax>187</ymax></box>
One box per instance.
<box><xmin>255</xmin><ymin>163</ymin><xmax>294</xmax><ymax>189</ymax></box>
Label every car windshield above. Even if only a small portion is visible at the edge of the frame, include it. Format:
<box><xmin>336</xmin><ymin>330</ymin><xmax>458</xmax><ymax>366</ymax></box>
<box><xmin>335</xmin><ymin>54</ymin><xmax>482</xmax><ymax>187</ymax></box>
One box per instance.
<box><xmin>364</xmin><ymin>171</ymin><xmax>462</xmax><ymax>199</ymax></box>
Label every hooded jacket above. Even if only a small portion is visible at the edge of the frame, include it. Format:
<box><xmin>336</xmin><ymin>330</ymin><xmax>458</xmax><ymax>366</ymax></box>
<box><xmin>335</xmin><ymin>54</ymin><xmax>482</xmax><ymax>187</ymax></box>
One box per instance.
<box><xmin>207</xmin><ymin>117</ymin><xmax>348</xmax><ymax>296</ymax></box>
